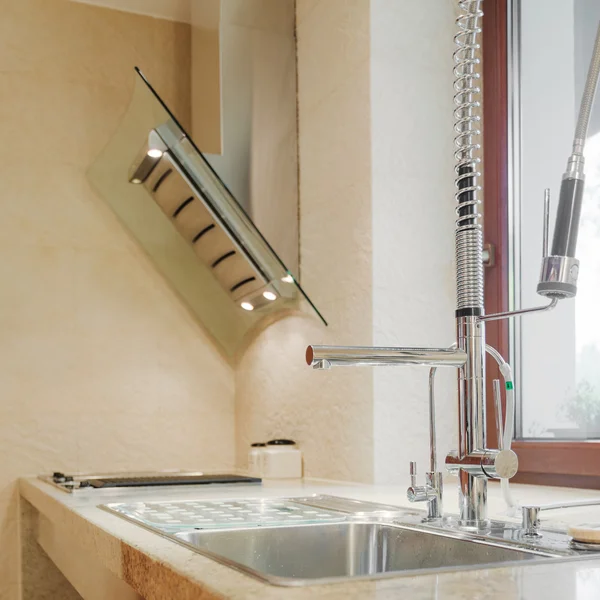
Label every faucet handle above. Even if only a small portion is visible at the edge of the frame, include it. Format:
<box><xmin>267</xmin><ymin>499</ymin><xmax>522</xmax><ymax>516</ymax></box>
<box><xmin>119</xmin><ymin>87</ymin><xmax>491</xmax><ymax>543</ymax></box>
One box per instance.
<box><xmin>409</xmin><ymin>461</ymin><xmax>417</xmax><ymax>487</ymax></box>
<box><xmin>407</xmin><ymin>461</ymin><xmax>443</xmax><ymax>520</ymax></box>
<box><xmin>408</xmin><ymin>460</ymin><xmax>428</xmax><ymax>502</ymax></box>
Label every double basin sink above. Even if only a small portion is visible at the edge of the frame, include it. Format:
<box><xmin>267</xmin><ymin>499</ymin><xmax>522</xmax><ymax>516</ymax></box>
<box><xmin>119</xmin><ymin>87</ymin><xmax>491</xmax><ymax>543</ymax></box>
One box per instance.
<box><xmin>102</xmin><ymin>495</ymin><xmax>588</xmax><ymax>586</ymax></box>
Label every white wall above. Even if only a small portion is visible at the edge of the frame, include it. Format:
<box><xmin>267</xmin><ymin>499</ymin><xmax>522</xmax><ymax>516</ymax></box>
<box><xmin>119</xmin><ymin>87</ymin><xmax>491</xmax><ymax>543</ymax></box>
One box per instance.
<box><xmin>370</xmin><ymin>0</ymin><xmax>458</xmax><ymax>483</ymax></box>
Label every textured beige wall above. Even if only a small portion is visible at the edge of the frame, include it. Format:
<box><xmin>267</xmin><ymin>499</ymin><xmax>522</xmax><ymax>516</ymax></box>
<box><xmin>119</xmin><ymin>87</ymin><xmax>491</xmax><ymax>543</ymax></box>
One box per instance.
<box><xmin>0</xmin><ymin>1</ymin><xmax>234</xmax><ymax>597</ymax></box>
<box><xmin>235</xmin><ymin>0</ymin><xmax>374</xmax><ymax>483</ymax></box>
<box><xmin>191</xmin><ymin>0</ymin><xmax>222</xmax><ymax>153</ymax></box>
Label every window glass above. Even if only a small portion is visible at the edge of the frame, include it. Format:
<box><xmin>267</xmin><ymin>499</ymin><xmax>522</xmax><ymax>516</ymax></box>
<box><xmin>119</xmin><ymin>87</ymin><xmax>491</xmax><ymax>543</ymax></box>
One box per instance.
<box><xmin>511</xmin><ymin>0</ymin><xmax>600</xmax><ymax>439</ymax></box>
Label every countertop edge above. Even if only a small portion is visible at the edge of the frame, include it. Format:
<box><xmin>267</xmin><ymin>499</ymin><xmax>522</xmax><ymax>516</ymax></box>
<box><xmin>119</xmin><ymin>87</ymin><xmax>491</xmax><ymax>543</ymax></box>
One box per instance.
<box><xmin>19</xmin><ymin>478</ymin><xmax>230</xmax><ymax>600</ymax></box>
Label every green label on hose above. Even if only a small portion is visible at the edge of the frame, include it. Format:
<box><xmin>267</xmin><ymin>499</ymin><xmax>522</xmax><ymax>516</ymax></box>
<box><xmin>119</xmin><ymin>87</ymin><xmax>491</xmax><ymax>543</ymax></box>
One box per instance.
<box><xmin>506</xmin><ymin>381</ymin><xmax>514</xmax><ymax>390</ymax></box>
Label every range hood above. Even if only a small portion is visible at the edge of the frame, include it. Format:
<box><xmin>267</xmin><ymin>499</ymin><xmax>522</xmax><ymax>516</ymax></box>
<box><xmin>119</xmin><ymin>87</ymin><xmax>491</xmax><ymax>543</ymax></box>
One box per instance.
<box><xmin>87</xmin><ymin>69</ymin><xmax>325</xmax><ymax>360</ymax></box>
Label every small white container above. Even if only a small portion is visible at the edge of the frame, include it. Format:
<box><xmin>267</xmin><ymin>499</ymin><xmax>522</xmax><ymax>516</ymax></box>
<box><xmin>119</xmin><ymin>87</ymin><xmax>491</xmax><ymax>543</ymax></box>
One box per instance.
<box><xmin>248</xmin><ymin>443</ymin><xmax>266</xmax><ymax>477</ymax></box>
<box><xmin>262</xmin><ymin>439</ymin><xmax>303</xmax><ymax>479</ymax></box>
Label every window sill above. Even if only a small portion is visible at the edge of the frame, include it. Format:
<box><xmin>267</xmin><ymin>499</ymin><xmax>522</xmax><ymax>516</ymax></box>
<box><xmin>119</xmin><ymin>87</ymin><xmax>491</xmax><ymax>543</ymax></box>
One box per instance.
<box><xmin>513</xmin><ymin>440</ymin><xmax>600</xmax><ymax>489</ymax></box>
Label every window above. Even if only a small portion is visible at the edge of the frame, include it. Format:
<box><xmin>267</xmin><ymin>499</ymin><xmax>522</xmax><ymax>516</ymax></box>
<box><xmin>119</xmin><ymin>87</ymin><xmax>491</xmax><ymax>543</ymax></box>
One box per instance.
<box><xmin>483</xmin><ymin>0</ymin><xmax>600</xmax><ymax>487</ymax></box>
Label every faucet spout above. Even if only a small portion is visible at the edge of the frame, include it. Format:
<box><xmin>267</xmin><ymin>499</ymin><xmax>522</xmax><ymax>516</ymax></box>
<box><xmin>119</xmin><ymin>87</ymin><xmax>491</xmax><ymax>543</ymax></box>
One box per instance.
<box><xmin>306</xmin><ymin>345</ymin><xmax>467</xmax><ymax>369</ymax></box>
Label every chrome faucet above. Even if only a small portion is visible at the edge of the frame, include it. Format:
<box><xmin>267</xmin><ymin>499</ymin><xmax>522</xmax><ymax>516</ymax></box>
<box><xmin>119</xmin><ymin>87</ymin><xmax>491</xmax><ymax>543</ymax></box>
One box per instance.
<box><xmin>406</xmin><ymin>367</ymin><xmax>445</xmax><ymax>521</ymax></box>
<box><xmin>307</xmin><ymin>341</ymin><xmax>518</xmax><ymax>528</ymax></box>
<box><xmin>306</xmin><ymin>0</ymin><xmax>518</xmax><ymax>530</ymax></box>
<box><xmin>408</xmin><ymin>461</ymin><xmax>443</xmax><ymax>521</ymax></box>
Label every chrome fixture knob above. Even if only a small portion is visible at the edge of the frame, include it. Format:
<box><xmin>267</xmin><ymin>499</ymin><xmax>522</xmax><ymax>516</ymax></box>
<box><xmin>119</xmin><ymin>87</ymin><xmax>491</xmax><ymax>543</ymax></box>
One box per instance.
<box><xmin>521</xmin><ymin>499</ymin><xmax>600</xmax><ymax>538</ymax></box>
<box><xmin>407</xmin><ymin>461</ymin><xmax>443</xmax><ymax>520</ymax></box>
<box><xmin>446</xmin><ymin>449</ymin><xmax>518</xmax><ymax>480</ymax></box>
<box><xmin>409</xmin><ymin>461</ymin><xmax>418</xmax><ymax>488</ymax></box>
<box><xmin>522</xmin><ymin>506</ymin><xmax>542</xmax><ymax>537</ymax></box>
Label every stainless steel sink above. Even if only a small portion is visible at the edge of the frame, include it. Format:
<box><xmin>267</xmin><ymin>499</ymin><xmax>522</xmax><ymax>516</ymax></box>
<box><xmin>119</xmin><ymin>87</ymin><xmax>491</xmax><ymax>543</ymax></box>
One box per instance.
<box><xmin>174</xmin><ymin>520</ymin><xmax>547</xmax><ymax>586</ymax></box>
<box><xmin>103</xmin><ymin>495</ymin><xmax>592</xmax><ymax>587</ymax></box>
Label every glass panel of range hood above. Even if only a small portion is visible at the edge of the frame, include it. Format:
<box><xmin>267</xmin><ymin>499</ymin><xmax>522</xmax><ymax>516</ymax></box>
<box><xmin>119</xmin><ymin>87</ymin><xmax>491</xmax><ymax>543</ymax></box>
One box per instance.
<box><xmin>87</xmin><ymin>68</ymin><xmax>326</xmax><ymax>360</ymax></box>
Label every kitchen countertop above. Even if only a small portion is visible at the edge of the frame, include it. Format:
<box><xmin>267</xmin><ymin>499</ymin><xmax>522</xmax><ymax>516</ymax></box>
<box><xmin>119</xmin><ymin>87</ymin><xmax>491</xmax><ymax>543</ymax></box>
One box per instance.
<box><xmin>19</xmin><ymin>475</ymin><xmax>600</xmax><ymax>599</ymax></box>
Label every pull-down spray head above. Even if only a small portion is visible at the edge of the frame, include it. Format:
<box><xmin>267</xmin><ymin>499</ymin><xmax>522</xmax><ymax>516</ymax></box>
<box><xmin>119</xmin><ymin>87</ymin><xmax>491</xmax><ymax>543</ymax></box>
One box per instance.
<box><xmin>537</xmin><ymin>20</ymin><xmax>600</xmax><ymax>299</ymax></box>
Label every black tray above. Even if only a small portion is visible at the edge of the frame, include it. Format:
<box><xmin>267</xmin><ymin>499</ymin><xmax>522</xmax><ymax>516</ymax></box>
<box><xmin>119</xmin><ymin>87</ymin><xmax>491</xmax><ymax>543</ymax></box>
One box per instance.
<box><xmin>86</xmin><ymin>474</ymin><xmax>261</xmax><ymax>488</ymax></box>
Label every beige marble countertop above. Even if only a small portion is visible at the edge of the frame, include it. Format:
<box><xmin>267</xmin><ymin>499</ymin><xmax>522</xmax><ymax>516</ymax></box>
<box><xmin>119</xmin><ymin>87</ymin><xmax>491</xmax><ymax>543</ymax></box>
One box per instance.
<box><xmin>19</xmin><ymin>475</ymin><xmax>600</xmax><ymax>599</ymax></box>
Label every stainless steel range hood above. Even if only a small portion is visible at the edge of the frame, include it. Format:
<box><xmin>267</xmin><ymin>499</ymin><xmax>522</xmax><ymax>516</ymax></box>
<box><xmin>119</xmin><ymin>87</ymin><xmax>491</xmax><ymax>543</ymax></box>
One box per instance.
<box><xmin>87</xmin><ymin>69</ymin><xmax>326</xmax><ymax>360</ymax></box>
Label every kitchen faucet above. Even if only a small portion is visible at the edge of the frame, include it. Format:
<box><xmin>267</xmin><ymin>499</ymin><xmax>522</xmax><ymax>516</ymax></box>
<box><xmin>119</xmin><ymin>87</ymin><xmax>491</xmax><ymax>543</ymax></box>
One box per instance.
<box><xmin>306</xmin><ymin>1</ymin><xmax>600</xmax><ymax>531</ymax></box>
<box><xmin>307</xmin><ymin>334</ymin><xmax>518</xmax><ymax>528</ymax></box>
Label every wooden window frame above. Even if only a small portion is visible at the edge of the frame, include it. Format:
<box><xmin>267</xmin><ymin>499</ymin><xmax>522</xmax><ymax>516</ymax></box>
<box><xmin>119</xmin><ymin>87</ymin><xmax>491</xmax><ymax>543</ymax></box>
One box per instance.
<box><xmin>482</xmin><ymin>0</ymin><xmax>600</xmax><ymax>489</ymax></box>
